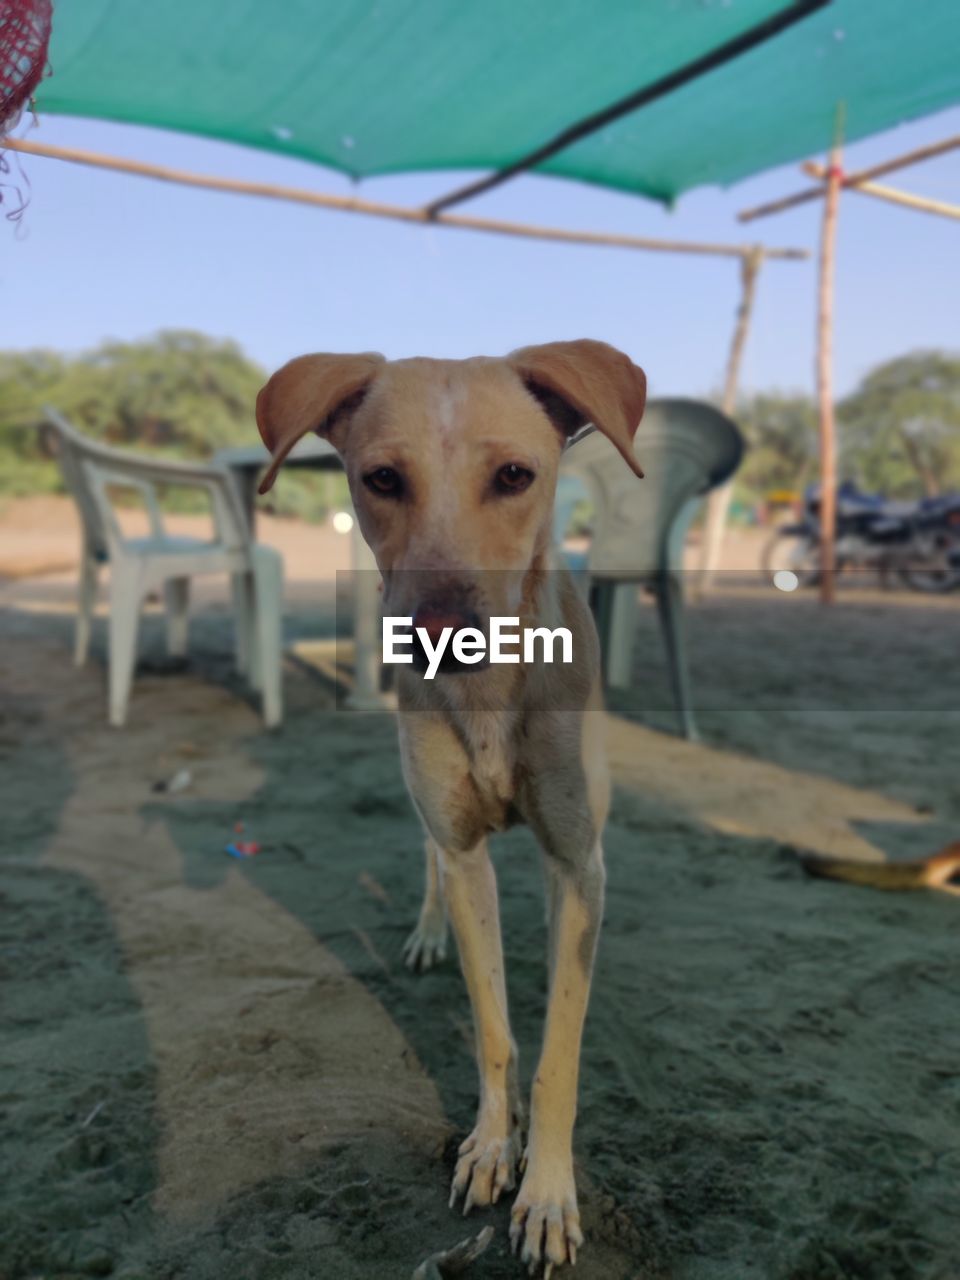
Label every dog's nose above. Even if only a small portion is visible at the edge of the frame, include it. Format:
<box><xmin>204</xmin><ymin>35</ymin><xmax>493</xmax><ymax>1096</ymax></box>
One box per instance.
<box><xmin>410</xmin><ymin>601</ymin><xmax>487</xmax><ymax>676</ymax></box>
<box><xmin>412</xmin><ymin>603</ymin><xmax>481</xmax><ymax>641</ymax></box>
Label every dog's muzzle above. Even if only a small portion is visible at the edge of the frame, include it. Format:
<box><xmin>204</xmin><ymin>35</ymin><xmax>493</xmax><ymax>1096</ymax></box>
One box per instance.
<box><xmin>411</xmin><ymin>602</ymin><xmax>488</xmax><ymax>675</ymax></box>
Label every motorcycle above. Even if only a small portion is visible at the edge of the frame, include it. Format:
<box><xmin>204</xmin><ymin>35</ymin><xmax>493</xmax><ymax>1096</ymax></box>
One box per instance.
<box><xmin>764</xmin><ymin>481</ymin><xmax>960</xmax><ymax>592</ymax></box>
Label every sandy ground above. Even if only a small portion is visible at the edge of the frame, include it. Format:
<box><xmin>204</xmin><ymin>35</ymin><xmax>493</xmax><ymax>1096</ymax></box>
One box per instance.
<box><xmin>2</xmin><ymin>496</ymin><xmax>960</xmax><ymax>1279</ymax></box>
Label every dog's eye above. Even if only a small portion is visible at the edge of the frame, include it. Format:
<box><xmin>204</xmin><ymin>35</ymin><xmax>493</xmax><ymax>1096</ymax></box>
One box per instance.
<box><xmin>363</xmin><ymin>466</ymin><xmax>404</xmax><ymax>498</ymax></box>
<box><xmin>494</xmin><ymin>463</ymin><xmax>535</xmax><ymax>495</ymax></box>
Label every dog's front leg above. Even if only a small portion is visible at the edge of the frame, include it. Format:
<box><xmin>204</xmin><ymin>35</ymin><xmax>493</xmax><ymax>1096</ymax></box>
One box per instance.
<box><xmin>399</xmin><ymin>713</ymin><xmax>521</xmax><ymax>1210</ymax></box>
<box><xmin>403</xmin><ymin>836</ymin><xmax>449</xmax><ymax>972</ymax></box>
<box><xmin>441</xmin><ymin>838</ymin><xmax>522</xmax><ymax>1214</ymax></box>
<box><xmin>511</xmin><ymin>844</ymin><xmax>604</xmax><ymax>1273</ymax></box>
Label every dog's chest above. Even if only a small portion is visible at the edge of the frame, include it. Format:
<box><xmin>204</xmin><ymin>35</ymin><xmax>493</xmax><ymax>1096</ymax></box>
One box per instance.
<box><xmin>460</xmin><ymin>711</ymin><xmax>517</xmax><ymax>813</ymax></box>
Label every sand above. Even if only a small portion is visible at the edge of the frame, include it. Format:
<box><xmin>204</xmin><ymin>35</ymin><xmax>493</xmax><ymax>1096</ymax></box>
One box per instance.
<box><xmin>2</xmin><ymin>498</ymin><xmax>959</xmax><ymax>1279</ymax></box>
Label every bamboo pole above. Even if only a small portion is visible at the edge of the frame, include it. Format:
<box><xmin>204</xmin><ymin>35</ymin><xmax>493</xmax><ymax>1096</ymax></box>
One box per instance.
<box><xmin>4</xmin><ymin>136</ymin><xmax>809</xmax><ymax>261</ymax></box>
<box><xmin>696</xmin><ymin>245</ymin><xmax>765</xmax><ymax>594</ymax></box>
<box><xmin>737</xmin><ymin>133</ymin><xmax>960</xmax><ymax>223</ymax></box>
<box><xmin>424</xmin><ymin>0</ymin><xmax>831</xmax><ymax>217</ymax></box>
<box><xmin>837</xmin><ymin>178</ymin><xmax>960</xmax><ymax>221</ymax></box>
<box><xmin>802</xmin><ymin>161</ymin><xmax>960</xmax><ymax>221</ymax></box>
<box><xmin>816</xmin><ymin>135</ymin><xmax>844</xmax><ymax>606</ymax></box>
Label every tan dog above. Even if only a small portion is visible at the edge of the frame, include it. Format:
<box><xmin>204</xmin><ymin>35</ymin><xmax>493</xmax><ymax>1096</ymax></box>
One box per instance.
<box><xmin>256</xmin><ymin>340</ymin><xmax>646</xmax><ymax>1274</ymax></box>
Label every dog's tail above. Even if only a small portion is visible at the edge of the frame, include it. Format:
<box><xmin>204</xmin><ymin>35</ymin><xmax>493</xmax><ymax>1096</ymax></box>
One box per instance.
<box><xmin>798</xmin><ymin>840</ymin><xmax>960</xmax><ymax>891</ymax></box>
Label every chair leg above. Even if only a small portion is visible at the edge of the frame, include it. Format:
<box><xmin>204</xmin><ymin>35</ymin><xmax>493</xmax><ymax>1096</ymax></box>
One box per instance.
<box><xmin>244</xmin><ymin>570</ymin><xmax>264</xmax><ymax>693</ymax></box>
<box><xmin>590</xmin><ymin>581</ymin><xmax>610</xmax><ymax>679</ymax></box>
<box><xmin>655</xmin><ymin>573</ymin><xmax>698</xmax><ymax>741</ymax></box>
<box><xmin>108</xmin><ymin>561</ymin><xmax>144</xmax><ymax>728</ymax></box>
<box><xmin>75</xmin><ymin>554</ymin><xmax>99</xmax><ymax>666</ymax></box>
<box><xmin>231</xmin><ymin>572</ymin><xmax>254</xmax><ymax>677</ymax></box>
<box><xmin>347</xmin><ymin>524</ymin><xmax>385</xmax><ymax>710</ymax></box>
<box><xmin>163</xmin><ymin>577</ymin><xmax>190</xmax><ymax>657</ymax></box>
<box><xmin>251</xmin><ymin>548</ymin><xmax>283</xmax><ymax>728</ymax></box>
<box><xmin>605</xmin><ymin>582</ymin><xmax>639</xmax><ymax>690</ymax></box>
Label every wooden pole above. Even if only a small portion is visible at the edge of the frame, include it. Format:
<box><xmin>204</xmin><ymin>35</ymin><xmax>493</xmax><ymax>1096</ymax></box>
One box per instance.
<box><xmin>802</xmin><ymin>162</ymin><xmax>960</xmax><ymax>221</ymax></box>
<box><xmin>424</xmin><ymin>0</ymin><xmax>830</xmax><ymax>217</ymax></box>
<box><xmin>835</xmin><ymin>178</ymin><xmax>960</xmax><ymax>222</ymax></box>
<box><xmin>4</xmin><ymin>136</ymin><xmax>808</xmax><ymax>261</ymax></box>
<box><xmin>737</xmin><ymin>133</ymin><xmax>960</xmax><ymax>223</ymax></box>
<box><xmin>696</xmin><ymin>245</ymin><xmax>765</xmax><ymax>593</ymax></box>
<box><xmin>816</xmin><ymin>130</ymin><xmax>844</xmax><ymax>606</ymax></box>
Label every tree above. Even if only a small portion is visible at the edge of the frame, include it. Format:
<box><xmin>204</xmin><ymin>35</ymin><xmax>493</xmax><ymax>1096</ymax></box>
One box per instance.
<box><xmin>838</xmin><ymin>351</ymin><xmax>960</xmax><ymax>498</ymax></box>
<box><xmin>734</xmin><ymin>392</ymin><xmax>818</xmax><ymax>498</ymax></box>
<box><xmin>0</xmin><ymin>330</ymin><xmax>343</xmax><ymax>519</ymax></box>
<box><xmin>0</xmin><ymin>329</ymin><xmax>264</xmax><ymax>454</ymax></box>
<box><xmin>0</xmin><ymin>330</ymin><xmax>265</xmax><ymax>497</ymax></box>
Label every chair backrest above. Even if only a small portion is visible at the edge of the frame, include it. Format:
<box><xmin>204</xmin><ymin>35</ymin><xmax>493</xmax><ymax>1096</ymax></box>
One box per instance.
<box><xmin>44</xmin><ymin>409</ymin><xmax>113</xmax><ymax>559</ymax></box>
<box><xmin>559</xmin><ymin>397</ymin><xmax>744</xmax><ymax>578</ymax></box>
<box><xmin>42</xmin><ymin>407</ymin><xmax>251</xmax><ymax>560</ymax></box>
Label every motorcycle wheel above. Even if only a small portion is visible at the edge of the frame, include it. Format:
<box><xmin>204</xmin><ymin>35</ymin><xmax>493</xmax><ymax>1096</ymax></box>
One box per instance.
<box><xmin>899</xmin><ymin>532</ymin><xmax>960</xmax><ymax>593</ymax></box>
<box><xmin>762</xmin><ymin>529</ymin><xmax>821</xmax><ymax>587</ymax></box>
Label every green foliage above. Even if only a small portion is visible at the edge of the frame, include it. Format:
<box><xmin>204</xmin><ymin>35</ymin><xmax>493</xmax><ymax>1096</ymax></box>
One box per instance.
<box><xmin>3</xmin><ymin>335</ymin><xmax>957</xmax><ymax>518</ymax></box>
<box><xmin>733</xmin><ymin>350</ymin><xmax>960</xmax><ymax>505</ymax></box>
<box><xmin>0</xmin><ymin>330</ymin><xmax>332</xmax><ymax>521</ymax></box>
<box><xmin>735</xmin><ymin>393</ymin><xmax>819</xmax><ymax>499</ymax></box>
<box><xmin>837</xmin><ymin>351</ymin><xmax>960</xmax><ymax>498</ymax></box>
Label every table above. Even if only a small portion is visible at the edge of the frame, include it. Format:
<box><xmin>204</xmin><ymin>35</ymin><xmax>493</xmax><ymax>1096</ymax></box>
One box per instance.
<box><xmin>214</xmin><ymin>438</ymin><xmax>384</xmax><ymax>710</ymax></box>
<box><xmin>215</xmin><ymin>435</ymin><xmax>342</xmax><ymax>531</ymax></box>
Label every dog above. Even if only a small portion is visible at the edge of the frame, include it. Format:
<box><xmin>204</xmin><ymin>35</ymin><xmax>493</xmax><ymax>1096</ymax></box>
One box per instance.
<box><xmin>256</xmin><ymin>339</ymin><xmax>646</xmax><ymax>1274</ymax></box>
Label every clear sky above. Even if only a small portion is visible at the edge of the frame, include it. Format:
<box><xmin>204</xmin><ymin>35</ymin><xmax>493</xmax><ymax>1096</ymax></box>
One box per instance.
<box><xmin>2</xmin><ymin>103</ymin><xmax>958</xmax><ymax>403</ymax></box>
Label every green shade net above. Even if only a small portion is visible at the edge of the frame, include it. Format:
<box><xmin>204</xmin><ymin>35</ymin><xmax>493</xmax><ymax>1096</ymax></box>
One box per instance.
<box><xmin>39</xmin><ymin>0</ymin><xmax>960</xmax><ymax>203</ymax></box>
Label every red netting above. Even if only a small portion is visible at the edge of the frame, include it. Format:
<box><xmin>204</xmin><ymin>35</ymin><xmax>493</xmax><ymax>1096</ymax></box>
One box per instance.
<box><xmin>0</xmin><ymin>0</ymin><xmax>52</xmax><ymax>133</ymax></box>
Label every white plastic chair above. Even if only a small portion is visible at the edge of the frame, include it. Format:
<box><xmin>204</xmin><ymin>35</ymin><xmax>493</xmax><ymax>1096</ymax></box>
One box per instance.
<box><xmin>44</xmin><ymin>408</ymin><xmax>283</xmax><ymax>729</ymax></box>
<box><xmin>558</xmin><ymin>398</ymin><xmax>744</xmax><ymax>739</ymax></box>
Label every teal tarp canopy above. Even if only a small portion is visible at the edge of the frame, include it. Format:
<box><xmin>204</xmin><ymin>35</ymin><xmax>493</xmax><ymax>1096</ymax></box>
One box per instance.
<box><xmin>39</xmin><ymin>1</ymin><xmax>960</xmax><ymax>203</ymax></box>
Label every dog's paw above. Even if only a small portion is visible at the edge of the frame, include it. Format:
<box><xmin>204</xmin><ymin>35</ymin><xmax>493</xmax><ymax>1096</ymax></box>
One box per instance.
<box><xmin>403</xmin><ymin>914</ymin><xmax>448</xmax><ymax>973</ymax></box>
<box><xmin>509</xmin><ymin>1158</ymin><xmax>583</xmax><ymax>1276</ymax></box>
<box><xmin>449</xmin><ymin>1123</ymin><xmax>521</xmax><ymax>1215</ymax></box>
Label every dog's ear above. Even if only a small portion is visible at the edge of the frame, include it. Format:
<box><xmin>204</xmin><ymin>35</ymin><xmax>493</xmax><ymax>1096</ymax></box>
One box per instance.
<box><xmin>508</xmin><ymin>339</ymin><xmax>646</xmax><ymax>477</ymax></box>
<box><xmin>256</xmin><ymin>352</ymin><xmax>385</xmax><ymax>494</ymax></box>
